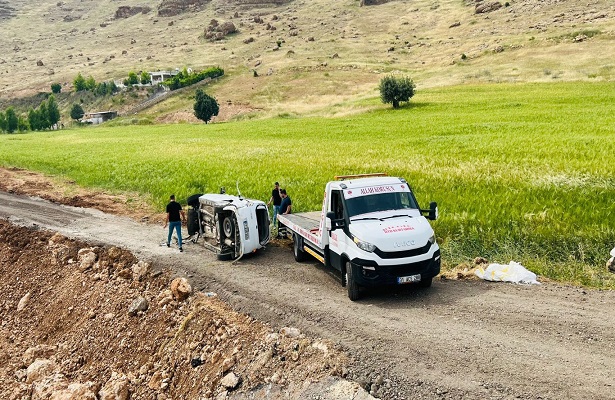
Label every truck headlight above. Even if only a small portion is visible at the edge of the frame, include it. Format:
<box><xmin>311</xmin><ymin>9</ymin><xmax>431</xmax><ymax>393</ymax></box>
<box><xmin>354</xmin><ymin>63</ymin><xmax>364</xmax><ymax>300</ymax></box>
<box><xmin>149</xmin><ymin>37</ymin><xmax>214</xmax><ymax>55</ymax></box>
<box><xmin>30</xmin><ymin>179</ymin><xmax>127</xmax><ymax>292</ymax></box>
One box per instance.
<box><xmin>353</xmin><ymin>236</ymin><xmax>376</xmax><ymax>253</ymax></box>
<box><xmin>428</xmin><ymin>234</ymin><xmax>436</xmax><ymax>244</ymax></box>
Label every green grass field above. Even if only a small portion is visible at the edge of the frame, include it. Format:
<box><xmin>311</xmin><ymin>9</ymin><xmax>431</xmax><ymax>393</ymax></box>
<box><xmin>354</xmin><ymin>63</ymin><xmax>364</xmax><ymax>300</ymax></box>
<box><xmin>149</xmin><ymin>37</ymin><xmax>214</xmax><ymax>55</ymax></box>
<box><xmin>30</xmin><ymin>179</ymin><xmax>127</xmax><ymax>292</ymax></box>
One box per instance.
<box><xmin>1</xmin><ymin>82</ymin><xmax>614</xmax><ymax>287</ymax></box>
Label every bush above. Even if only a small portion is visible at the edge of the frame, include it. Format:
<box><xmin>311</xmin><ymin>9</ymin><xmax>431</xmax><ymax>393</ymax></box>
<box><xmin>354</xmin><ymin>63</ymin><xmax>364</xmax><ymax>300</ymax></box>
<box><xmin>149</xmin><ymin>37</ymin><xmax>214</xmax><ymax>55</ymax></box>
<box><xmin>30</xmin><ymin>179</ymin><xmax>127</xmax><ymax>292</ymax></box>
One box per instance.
<box><xmin>379</xmin><ymin>75</ymin><xmax>416</xmax><ymax>108</ymax></box>
<box><xmin>51</xmin><ymin>83</ymin><xmax>62</xmax><ymax>94</ymax></box>
<box><xmin>163</xmin><ymin>67</ymin><xmax>224</xmax><ymax>90</ymax></box>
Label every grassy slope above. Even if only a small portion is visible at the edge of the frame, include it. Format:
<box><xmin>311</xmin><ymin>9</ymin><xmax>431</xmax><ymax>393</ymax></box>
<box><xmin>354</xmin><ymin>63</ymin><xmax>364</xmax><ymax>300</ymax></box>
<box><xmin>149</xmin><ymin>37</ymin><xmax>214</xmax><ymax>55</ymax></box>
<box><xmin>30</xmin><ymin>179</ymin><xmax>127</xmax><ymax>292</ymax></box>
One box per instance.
<box><xmin>1</xmin><ymin>81</ymin><xmax>614</xmax><ymax>287</ymax></box>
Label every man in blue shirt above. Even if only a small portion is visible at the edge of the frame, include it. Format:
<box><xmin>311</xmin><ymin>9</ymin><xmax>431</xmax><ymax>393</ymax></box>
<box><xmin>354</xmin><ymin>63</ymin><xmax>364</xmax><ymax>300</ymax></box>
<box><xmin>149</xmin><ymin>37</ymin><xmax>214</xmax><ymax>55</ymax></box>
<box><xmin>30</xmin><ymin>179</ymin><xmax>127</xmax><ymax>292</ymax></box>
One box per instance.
<box><xmin>277</xmin><ymin>189</ymin><xmax>292</xmax><ymax>238</ymax></box>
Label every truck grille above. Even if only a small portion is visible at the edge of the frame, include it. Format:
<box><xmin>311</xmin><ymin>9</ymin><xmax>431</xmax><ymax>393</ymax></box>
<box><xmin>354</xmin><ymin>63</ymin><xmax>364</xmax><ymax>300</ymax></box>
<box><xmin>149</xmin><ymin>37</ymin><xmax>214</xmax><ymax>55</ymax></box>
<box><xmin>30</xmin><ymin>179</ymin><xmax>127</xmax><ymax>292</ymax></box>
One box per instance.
<box><xmin>374</xmin><ymin>241</ymin><xmax>432</xmax><ymax>259</ymax></box>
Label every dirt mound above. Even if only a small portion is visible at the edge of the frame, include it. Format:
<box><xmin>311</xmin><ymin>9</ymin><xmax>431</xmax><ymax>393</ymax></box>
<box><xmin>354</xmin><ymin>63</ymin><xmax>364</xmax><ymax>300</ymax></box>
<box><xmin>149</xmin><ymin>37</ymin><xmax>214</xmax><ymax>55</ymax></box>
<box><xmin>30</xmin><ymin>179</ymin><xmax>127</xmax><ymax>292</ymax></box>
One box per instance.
<box><xmin>0</xmin><ymin>220</ymin><xmax>356</xmax><ymax>399</ymax></box>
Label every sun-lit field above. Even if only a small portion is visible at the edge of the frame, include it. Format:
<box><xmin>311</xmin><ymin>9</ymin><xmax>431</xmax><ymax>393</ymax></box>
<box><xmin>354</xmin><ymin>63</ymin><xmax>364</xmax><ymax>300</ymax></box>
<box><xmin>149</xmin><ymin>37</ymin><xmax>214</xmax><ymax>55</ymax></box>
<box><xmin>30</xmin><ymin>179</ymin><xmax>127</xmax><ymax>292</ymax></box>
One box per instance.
<box><xmin>1</xmin><ymin>81</ymin><xmax>614</xmax><ymax>287</ymax></box>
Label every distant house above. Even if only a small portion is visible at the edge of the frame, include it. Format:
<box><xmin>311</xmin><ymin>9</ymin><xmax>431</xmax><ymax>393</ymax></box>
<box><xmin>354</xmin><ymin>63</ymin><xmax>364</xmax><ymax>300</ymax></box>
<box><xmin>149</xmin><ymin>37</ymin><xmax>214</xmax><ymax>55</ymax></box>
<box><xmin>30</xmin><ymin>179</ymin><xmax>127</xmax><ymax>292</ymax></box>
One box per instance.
<box><xmin>149</xmin><ymin>69</ymin><xmax>181</xmax><ymax>85</ymax></box>
<box><xmin>83</xmin><ymin>111</ymin><xmax>118</xmax><ymax>125</ymax></box>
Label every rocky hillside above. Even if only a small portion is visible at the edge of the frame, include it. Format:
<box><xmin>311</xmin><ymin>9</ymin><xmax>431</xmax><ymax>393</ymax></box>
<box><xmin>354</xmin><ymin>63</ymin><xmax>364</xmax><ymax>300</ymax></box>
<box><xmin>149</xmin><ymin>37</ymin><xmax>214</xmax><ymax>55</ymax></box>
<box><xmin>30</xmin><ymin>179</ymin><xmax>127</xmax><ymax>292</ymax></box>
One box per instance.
<box><xmin>0</xmin><ymin>0</ymin><xmax>614</xmax><ymax>118</ymax></box>
<box><xmin>0</xmin><ymin>220</ymin><xmax>374</xmax><ymax>399</ymax></box>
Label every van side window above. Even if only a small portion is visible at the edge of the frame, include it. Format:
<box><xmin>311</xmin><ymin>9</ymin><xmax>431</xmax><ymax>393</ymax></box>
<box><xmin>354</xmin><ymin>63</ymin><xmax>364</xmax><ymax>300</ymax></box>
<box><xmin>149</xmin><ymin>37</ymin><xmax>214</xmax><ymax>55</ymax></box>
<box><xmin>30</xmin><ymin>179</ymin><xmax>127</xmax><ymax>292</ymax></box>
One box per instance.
<box><xmin>331</xmin><ymin>190</ymin><xmax>344</xmax><ymax>219</ymax></box>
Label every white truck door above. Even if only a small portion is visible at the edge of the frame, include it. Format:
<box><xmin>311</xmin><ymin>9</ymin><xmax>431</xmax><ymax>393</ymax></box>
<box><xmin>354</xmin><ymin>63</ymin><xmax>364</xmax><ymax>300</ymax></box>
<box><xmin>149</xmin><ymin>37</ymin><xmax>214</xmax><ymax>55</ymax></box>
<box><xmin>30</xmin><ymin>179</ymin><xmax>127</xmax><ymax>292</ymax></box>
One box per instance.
<box><xmin>328</xmin><ymin>190</ymin><xmax>346</xmax><ymax>264</ymax></box>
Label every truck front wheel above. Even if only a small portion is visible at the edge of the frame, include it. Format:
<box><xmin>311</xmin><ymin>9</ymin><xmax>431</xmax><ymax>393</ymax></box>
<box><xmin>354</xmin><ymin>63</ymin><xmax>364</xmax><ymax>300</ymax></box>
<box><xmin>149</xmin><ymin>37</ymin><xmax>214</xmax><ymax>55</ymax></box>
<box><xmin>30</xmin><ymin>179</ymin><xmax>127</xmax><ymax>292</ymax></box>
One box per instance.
<box><xmin>293</xmin><ymin>234</ymin><xmax>309</xmax><ymax>262</ymax></box>
<box><xmin>418</xmin><ymin>276</ymin><xmax>433</xmax><ymax>288</ymax></box>
<box><xmin>345</xmin><ymin>261</ymin><xmax>360</xmax><ymax>301</ymax></box>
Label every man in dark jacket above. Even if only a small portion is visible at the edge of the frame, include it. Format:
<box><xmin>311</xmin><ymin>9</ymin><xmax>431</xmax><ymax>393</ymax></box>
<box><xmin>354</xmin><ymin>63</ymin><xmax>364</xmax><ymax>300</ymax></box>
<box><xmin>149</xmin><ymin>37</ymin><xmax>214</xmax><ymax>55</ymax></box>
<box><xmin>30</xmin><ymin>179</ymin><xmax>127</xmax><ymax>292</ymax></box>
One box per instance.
<box><xmin>164</xmin><ymin>194</ymin><xmax>186</xmax><ymax>252</ymax></box>
<box><xmin>267</xmin><ymin>181</ymin><xmax>282</xmax><ymax>224</ymax></box>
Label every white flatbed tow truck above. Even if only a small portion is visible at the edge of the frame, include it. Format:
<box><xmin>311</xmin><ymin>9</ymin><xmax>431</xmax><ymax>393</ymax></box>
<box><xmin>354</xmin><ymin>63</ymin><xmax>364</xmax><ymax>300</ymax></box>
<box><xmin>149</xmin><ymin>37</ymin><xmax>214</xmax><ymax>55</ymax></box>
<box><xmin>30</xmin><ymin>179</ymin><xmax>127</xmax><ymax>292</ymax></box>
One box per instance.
<box><xmin>278</xmin><ymin>174</ymin><xmax>440</xmax><ymax>300</ymax></box>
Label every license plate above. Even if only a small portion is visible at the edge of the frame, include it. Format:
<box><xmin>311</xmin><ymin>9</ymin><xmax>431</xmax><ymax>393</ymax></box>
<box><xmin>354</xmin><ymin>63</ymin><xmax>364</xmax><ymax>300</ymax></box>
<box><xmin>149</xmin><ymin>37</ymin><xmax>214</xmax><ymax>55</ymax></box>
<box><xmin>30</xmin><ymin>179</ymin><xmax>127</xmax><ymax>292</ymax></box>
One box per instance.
<box><xmin>397</xmin><ymin>274</ymin><xmax>421</xmax><ymax>284</ymax></box>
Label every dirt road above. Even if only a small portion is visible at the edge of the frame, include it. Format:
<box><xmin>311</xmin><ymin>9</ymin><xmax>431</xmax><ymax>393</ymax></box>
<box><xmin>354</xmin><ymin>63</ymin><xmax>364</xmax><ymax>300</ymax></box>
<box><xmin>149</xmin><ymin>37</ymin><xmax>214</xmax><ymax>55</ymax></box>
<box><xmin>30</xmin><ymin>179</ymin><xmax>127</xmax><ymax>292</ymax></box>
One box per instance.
<box><xmin>1</xmin><ymin>190</ymin><xmax>614</xmax><ymax>400</ymax></box>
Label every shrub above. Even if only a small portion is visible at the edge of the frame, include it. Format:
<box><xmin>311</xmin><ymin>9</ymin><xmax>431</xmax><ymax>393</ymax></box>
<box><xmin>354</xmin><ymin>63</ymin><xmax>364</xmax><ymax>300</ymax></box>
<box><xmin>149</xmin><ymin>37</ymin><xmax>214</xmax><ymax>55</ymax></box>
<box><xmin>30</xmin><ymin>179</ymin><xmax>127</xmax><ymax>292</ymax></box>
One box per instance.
<box><xmin>51</xmin><ymin>83</ymin><xmax>62</xmax><ymax>94</ymax></box>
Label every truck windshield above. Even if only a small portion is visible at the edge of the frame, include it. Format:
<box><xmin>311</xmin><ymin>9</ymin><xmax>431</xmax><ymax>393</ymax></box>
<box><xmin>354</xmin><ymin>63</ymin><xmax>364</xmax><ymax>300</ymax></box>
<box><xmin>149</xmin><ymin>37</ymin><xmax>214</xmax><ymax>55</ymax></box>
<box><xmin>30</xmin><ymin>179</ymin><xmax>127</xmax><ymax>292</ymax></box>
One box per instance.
<box><xmin>345</xmin><ymin>192</ymin><xmax>418</xmax><ymax>218</ymax></box>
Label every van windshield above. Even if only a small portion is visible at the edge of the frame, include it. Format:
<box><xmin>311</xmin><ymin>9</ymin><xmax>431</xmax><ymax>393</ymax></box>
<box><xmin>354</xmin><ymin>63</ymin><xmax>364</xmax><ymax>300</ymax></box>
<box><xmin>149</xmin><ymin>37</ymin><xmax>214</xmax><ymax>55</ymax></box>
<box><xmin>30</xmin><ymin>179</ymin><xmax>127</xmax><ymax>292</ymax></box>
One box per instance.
<box><xmin>345</xmin><ymin>192</ymin><xmax>418</xmax><ymax>218</ymax></box>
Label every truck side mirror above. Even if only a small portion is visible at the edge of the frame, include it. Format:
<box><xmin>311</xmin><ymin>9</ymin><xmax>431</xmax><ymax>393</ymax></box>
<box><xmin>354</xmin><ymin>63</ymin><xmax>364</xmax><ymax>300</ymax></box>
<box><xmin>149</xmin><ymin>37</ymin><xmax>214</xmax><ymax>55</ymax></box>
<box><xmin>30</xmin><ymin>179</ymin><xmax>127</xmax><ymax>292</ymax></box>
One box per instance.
<box><xmin>326</xmin><ymin>211</ymin><xmax>344</xmax><ymax>230</ymax></box>
<box><xmin>429</xmin><ymin>201</ymin><xmax>438</xmax><ymax>221</ymax></box>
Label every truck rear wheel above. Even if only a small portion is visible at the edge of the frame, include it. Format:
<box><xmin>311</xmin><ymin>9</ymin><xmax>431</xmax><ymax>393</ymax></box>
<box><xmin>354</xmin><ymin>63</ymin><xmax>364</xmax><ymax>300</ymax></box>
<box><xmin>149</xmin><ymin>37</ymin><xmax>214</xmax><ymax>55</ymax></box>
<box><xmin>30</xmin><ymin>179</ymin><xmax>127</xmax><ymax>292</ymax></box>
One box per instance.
<box><xmin>293</xmin><ymin>234</ymin><xmax>309</xmax><ymax>262</ymax></box>
<box><xmin>346</xmin><ymin>261</ymin><xmax>360</xmax><ymax>301</ymax></box>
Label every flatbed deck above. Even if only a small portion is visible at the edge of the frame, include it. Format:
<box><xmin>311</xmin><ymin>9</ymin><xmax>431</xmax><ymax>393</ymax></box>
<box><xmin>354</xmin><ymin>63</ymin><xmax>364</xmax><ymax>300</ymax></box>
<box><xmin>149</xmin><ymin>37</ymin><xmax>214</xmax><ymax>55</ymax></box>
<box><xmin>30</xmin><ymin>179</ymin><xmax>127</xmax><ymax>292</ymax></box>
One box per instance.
<box><xmin>278</xmin><ymin>211</ymin><xmax>324</xmax><ymax>248</ymax></box>
<box><xmin>282</xmin><ymin>211</ymin><xmax>321</xmax><ymax>230</ymax></box>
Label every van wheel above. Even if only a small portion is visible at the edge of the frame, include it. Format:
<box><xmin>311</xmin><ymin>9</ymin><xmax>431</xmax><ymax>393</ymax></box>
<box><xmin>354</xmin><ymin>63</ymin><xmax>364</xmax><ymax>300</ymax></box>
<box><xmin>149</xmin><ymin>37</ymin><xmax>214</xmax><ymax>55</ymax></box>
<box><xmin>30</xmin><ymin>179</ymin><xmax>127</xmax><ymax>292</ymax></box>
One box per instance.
<box><xmin>293</xmin><ymin>234</ymin><xmax>309</xmax><ymax>262</ymax></box>
<box><xmin>346</xmin><ymin>261</ymin><xmax>360</xmax><ymax>301</ymax></box>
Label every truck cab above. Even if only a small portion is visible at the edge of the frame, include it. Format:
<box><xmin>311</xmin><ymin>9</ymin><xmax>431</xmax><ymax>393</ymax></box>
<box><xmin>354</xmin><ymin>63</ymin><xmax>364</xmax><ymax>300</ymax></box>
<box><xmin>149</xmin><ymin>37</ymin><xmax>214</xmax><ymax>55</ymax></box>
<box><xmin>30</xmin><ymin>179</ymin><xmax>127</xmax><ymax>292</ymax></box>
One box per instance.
<box><xmin>278</xmin><ymin>174</ymin><xmax>440</xmax><ymax>300</ymax></box>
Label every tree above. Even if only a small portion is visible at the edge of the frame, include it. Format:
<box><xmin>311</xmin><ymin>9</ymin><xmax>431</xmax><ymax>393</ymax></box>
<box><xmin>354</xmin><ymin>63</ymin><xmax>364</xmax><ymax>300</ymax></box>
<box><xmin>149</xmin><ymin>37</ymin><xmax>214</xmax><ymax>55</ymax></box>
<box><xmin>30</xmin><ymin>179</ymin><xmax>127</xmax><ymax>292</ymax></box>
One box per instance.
<box><xmin>70</xmin><ymin>104</ymin><xmax>84</xmax><ymax>121</ymax></box>
<box><xmin>5</xmin><ymin>107</ymin><xmax>18</xmax><ymax>133</ymax></box>
<box><xmin>193</xmin><ymin>89</ymin><xmax>219</xmax><ymax>124</ymax></box>
<box><xmin>17</xmin><ymin>116</ymin><xmax>29</xmax><ymax>132</ymax></box>
<box><xmin>379</xmin><ymin>75</ymin><xmax>416</xmax><ymax>109</ymax></box>
<box><xmin>85</xmin><ymin>76</ymin><xmax>96</xmax><ymax>91</ymax></box>
<box><xmin>140</xmin><ymin>71</ymin><xmax>151</xmax><ymax>85</ymax></box>
<box><xmin>47</xmin><ymin>95</ymin><xmax>61</xmax><ymax>128</ymax></box>
<box><xmin>38</xmin><ymin>102</ymin><xmax>50</xmax><ymax>130</ymax></box>
<box><xmin>28</xmin><ymin>108</ymin><xmax>43</xmax><ymax>131</ymax></box>
<box><xmin>0</xmin><ymin>111</ymin><xmax>6</xmax><ymax>132</ymax></box>
<box><xmin>74</xmin><ymin>73</ymin><xmax>87</xmax><ymax>92</ymax></box>
<box><xmin>51</xmin><ymin>83</ymin><xmax>62</xmax><ymax>94</ymax></box>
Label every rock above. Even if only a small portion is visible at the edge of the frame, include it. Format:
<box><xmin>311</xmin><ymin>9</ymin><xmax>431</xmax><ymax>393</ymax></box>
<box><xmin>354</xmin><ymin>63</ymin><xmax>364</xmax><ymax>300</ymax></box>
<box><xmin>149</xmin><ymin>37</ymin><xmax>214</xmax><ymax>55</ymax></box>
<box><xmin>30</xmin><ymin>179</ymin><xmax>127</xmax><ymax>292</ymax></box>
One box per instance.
<box><xmin>148</xmin><ymin>371</ymin><xmax>162</xmax><ymax>390</ymax></box>
<box><xmin>49</xmin><ymin>233</ymin><xmax>65</xmax><ymax>245</ymax></box>
<box><xmin>50</xmin><ymin>382</ymin><xmax>97</xmax><ymax>399</ymax></box>
<box><xmin>117</xmin><ymin>268</ymin><xmax>133</xmax><ymax>280</ymax></box>
<box><xmin>131</xmin><ymin>261</ymin><xmax>150</xmax><ymax>280</ymax></box>
<box><xmin>26</xmin><ymin>359</ymin><xmax>56</xmax><ymax>383</ymax></box>
<box><xmin>222</xmin><ymin>356</ymin><xmax>235</xmax><ymax>372</ymax></box>
<box><xmin>37</xmin><ymin>60</ymin><xmax>44</xmax><ymax>66</ymax></box>
<box><xmin>473</xmin><ymin>257</ymin><xmax>489</xmax><ymax>265</ymax></box>
<box><xmin>128</xmin><ymin>297</ymin><xmax>149</xmax><ymax>315</ymax></box>
<box><xmin>280</xmin><ymin>327</ymin><xmax>300</xmax><ymax>338</ymax></box>
<box><xmin>170</xmin><ymin>277</ymin><xmax>192</xmax><ymax>301</ymax></box>
<box><xmin>607</xmin><ymin>257</ymin><xmax>615</xmax><ymax>272</ymax></box>
<box><xmin>220</xmin><ymin>372</ymin><xmax>239</xmax><ymax>389</ymax></box>
<box><xmin>115</xmin><ymin>6</ymin><xmax>151</xmax><ymax>19</ymax></box>
<box><xmin>23</xmin><ymin>344</ymin><xmax>57</xmax><ymax>365</ymax></box>
<box><xmin>574</xmin><ymin>34</ymin><xmax>588</xmax><ymax>42</ymax></box>
<box><xmin>17</xmin><ymin>292</ymin><xmax>31</xmax><ymax>312</ymax></box>
<box><xmin>475</xmin><ymin>1</ymin><xmax>502</xmax><ymax>14</ymax></box>
<box><xmin>78</xmin><ymin>248</ymin><xmax>97</xmax><ymax>271</ymax></box>
<box><xmin>99</xmin><ymin>372</ymin><xmax>129</xmax><ymax>400</ymax></box>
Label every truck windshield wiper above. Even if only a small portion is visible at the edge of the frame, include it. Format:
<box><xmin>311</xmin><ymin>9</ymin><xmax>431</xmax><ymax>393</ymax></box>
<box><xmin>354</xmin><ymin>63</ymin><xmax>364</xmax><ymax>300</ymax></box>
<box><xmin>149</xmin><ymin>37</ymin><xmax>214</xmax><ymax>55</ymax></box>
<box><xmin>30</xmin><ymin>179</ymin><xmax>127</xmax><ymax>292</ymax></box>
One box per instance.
<box><xmin>380</xmin><ymin>214</ymin><xmax>412</xmax><ymax>220</ymax></box>
<box><xmin>351</xmin><ymin>217</ymin><xmax>381</xmax><ymax>221</ymax></box>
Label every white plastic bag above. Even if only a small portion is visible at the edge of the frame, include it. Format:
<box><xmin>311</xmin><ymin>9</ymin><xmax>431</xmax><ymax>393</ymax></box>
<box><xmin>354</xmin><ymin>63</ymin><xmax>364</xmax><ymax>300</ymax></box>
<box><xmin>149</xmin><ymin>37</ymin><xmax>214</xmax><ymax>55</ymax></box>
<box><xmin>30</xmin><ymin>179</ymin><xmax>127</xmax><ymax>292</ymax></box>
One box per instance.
<box><xmin>475</xmin><ymin>261</ymin><xmax>540</xmax><ymax>285</ymax></box>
